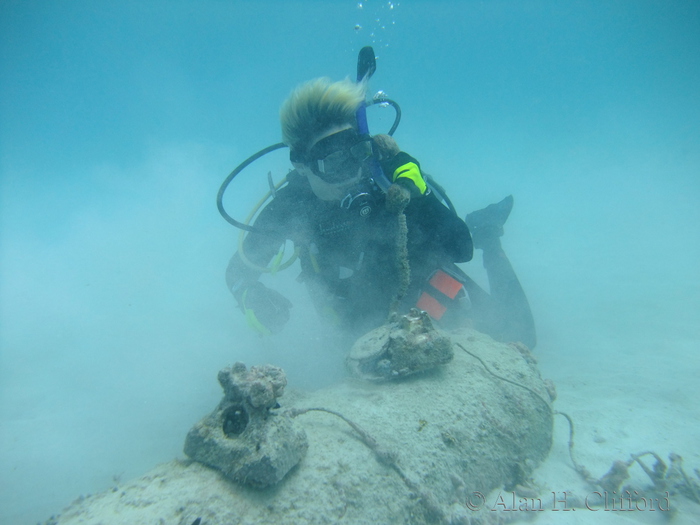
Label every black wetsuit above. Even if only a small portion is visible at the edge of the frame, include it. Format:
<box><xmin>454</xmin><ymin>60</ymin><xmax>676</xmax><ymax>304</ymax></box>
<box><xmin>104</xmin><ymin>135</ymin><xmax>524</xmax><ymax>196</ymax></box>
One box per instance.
<box><xmin>226</xmin><ymin>165</ymin><xmax>473</xmax><ymax>336</ymax></box>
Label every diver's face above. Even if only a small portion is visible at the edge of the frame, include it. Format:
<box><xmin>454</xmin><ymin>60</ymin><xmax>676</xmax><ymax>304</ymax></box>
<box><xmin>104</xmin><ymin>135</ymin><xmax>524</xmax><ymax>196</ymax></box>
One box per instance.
<box><xmin>290</xmin><ymin>125</ymin><xmax>372</xmax><ymax>201</ymax></box>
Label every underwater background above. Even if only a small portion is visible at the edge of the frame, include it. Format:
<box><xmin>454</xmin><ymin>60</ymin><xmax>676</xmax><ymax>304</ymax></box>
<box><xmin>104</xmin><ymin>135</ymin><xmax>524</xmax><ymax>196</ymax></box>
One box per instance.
<box><xmin>1</xmin><ymin>1</ymin><xmax>698</xmax><ymax>523</ymax></box>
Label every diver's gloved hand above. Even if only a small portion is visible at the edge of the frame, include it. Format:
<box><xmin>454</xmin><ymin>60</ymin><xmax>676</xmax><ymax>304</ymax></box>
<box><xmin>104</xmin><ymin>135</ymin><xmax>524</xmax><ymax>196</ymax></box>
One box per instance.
<box><xmin>372</xmin><ymin>134</ymin><xmax>400</xmax><ymax>161</ymax></box>
<box><xmin>465</xmin><ymin>195</ymin><xmax>514</xmax><ymax>250</ymax></box>
<box><xmin>239</xmin><ymin>282</ymin><xmax>292</xmax><ymax>335</ymax></box>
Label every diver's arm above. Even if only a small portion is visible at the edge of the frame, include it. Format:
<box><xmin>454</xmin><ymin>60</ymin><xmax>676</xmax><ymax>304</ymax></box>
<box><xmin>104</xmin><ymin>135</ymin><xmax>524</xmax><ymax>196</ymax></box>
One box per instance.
<box><xmin>391</xmin><ymin>155</ymin><xmax>473</xmax><ymax>264</ymax></box>
<box><xmin>225</xmin><ymin>209</ymin><xmax>288</xmax><ymax>299</ymax></box>
<box><xmin>225</xmin><ymin>251</ymin><xmax>264</xmax><ymax>301</ymax></box>
<box><xmin>380</xmin><ymin>148</ymin><xmax>473</xmax><ymax>262</ymax></box>
<box><xmin>225</xmin><ymin>175</ymin><xmax>308</xmax><ymax>294</ymax></box>
<box><xmin>224</xmin><ymin>187</ymin><xmax>298</xmax><ymax>334</ymax></box>
<box><xmin>226</xmin><ymin>236</ymin><xmax>293</xmax><ymax>335</ymax></box>
<box><xmin>420</xmin><ymin>192</ymin><xmax>473</xmax><ymax>262</ymax></box>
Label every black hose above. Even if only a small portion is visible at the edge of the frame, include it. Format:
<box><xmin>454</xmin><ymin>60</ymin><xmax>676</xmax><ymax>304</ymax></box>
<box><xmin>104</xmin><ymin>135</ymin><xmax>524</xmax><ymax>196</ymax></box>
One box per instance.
<box><xmin>216</xmin><ymin>142</ymin><xmax>287</xmax><ymax>232</ymax></box>
<box><xmin>369</xmin><ymin>98</ymin><xmax>401</xmax><ymax>136</ymax></box>
<box><xmin>424</xmin><ymin>174</ymin><xmax>457</xmax><ymax>216</ymax></box>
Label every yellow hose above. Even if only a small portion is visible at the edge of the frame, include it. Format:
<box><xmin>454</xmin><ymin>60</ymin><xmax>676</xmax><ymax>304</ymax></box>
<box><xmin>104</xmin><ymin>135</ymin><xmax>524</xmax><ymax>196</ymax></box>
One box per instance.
<box><xmin>237</xmin><ymin>174</ymin><xmax>299</xmax><ymax>273</ymax></box>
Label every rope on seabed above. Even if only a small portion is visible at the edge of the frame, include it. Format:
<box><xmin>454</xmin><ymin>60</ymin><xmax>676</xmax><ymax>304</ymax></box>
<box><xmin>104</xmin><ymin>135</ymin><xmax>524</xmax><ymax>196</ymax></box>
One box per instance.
<box><xmin>457</xmin><ymin>342</ymin><xmax>700</xmax><ymax>502</ymax></box>
<box><xmin>455</xmin><ymin>342</ymin><xmax>595</xmax><ymax>483</ymax></box>
<box><xmin>286</xmin><ymin>406</ymin><xmax>446</xmax><ymax>523</ymax></box>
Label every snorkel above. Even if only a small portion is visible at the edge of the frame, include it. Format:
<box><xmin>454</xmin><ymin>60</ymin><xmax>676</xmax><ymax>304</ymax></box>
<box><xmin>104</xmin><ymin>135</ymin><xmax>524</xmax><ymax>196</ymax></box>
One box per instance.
<box><xmin>355</xmin><ymin>46</ymin><xmax>392</xmax><ymax>192</ymax></box>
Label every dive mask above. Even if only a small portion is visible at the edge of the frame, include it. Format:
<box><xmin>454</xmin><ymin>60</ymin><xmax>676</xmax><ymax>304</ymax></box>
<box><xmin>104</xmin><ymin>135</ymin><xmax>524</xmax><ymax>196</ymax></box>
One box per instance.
<box><xmin>290</xmin><ymin>128</ymin><xmax>373</xmax><ymax>183</ymax></box>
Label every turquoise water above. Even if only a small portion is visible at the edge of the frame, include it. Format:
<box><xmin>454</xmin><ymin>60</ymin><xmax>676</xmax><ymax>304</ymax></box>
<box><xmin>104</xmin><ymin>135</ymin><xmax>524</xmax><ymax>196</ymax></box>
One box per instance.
<box><xmin>1</xmin><ymin>1</ymin><xmax>698</xmax><ymax>523</ymax></box>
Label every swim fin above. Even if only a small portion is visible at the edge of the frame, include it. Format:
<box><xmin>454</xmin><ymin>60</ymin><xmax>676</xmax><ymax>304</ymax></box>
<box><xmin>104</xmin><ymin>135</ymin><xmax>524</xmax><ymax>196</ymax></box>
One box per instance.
<box><xmin>465</xmin><ymin>195</ymin><xmax>514</xmax><ymax>250</ymax></box>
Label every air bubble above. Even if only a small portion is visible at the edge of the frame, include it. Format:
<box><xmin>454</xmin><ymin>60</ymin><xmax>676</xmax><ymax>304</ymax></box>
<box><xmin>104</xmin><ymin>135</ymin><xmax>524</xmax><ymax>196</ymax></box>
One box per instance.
<box><xmin>373</xmin><ymin>90</ymin><xmax>390</xmax><ymax>107</ymax></box>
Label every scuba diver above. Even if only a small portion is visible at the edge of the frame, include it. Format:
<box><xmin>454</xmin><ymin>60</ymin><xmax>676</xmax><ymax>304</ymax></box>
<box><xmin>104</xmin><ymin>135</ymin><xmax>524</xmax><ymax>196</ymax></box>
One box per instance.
<box><xmin>222</xmin><ymin>52</ymin><xmax>535</xmax><ymax>348</ymax></box>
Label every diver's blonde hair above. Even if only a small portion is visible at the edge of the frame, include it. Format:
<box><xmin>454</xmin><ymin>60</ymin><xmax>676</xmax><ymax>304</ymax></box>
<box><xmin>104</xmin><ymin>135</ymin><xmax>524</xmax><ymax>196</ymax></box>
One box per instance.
<box><xmin>280</xmin><ymin>77</ymin><xmax>366</xmax><ymax>152</ymax></box>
